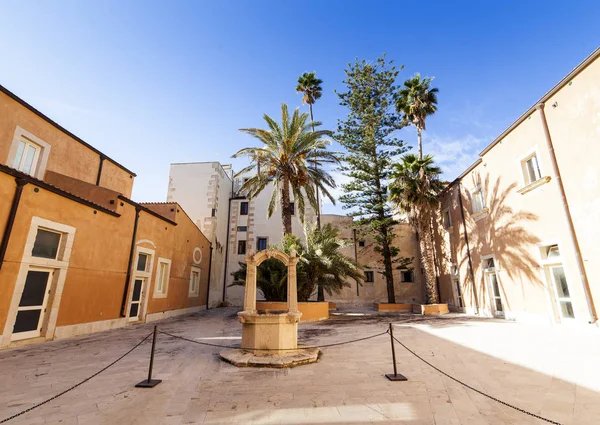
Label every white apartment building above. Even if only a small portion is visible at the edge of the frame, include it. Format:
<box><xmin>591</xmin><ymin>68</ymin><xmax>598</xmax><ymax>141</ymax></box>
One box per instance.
<box><xmin>167</xmin><ymin>162</ymin><xmax>315</xmax><ymax>306</ymax></box>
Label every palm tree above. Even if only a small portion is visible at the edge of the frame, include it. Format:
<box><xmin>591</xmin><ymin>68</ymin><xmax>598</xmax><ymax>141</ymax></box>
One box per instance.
<box><xmin>298</xmin><ymin>223</ymin><xmax>364</xmax><ymax>301</ymax></box>
<box><xmin>297</xmin><ymin>72</ymin><xmax>326</xmax><ymax>300</ymax></box>
<box><xmin>233</xmin><ymin>103</ymin><xmax>338</xmax><ymax>235</ymax></box>
<box><xmin>390</xmin><ymin>154</ymin><xmax>444</xmax><ymax>303</ymax></box>
<box><xmin>296</xmin><ymin>72</ymin><xmax>323</xmax><ymax>132</ymax></box>
<box><xmin>396</xmin><ymin>74</ymin><xmax>439</xmax><ymax>160</ymax></box>
<box><xmin>231</xmin><ymin>226</ymin><xmax>362</xmax><ymax>302</ymax></box>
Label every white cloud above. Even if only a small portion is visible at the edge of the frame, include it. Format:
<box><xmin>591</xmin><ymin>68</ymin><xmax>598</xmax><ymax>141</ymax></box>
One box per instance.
<box><xmin>422</xmin><ymin>132</ymin><xmax>489</xmax><ymax>181</ymax></box>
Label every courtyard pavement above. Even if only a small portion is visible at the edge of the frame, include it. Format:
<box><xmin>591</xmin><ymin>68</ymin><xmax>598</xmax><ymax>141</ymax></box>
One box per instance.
<box><xmin>1</xmin><ymin>307</ymin><xmax>600</xmax><ymax>425</ymax></box>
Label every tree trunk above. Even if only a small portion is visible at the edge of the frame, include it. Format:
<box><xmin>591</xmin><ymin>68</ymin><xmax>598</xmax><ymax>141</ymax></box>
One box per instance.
<box><xmin>418</xmin><ymin>128</ymin><xmax>423</xmax><ymax>160</ymax></box>
<box><xmin>280</xmin><ymin>174</ymin><xmax>292</xmax><ymax>235</ymax></box>
<box><xmin>381</xmin><ymin>227</ymin><xmax>396</xmax><ymax>304</ymax></box>
<box><xmin>310</xmin><ymin>103</ymin><xmax>324</xmax><ymax>301</ymax></box>
<box><xmin>417</xmin><ymin>215</ymin><xmax>438</xmax><ymax>304</ymax></box>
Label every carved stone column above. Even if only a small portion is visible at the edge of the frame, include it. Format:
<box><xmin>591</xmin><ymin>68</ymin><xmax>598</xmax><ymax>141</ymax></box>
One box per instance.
<box><xmin>244</xmin><ymin>251</ymin><xmax>257</xmax><ymax>312</ymax></box>
<box><xmin>287</xmin><ymin>249</ymin><xmax>299</xmax><ymax>313</ymax></box>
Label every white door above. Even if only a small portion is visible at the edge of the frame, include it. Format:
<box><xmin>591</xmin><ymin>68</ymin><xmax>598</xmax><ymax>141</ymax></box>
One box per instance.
<box><xmin>12</xmin><ymin>269</ymin><xmax>53</xmax><ymax>341</ymax></box>
<box><xmin>488</xmin><ymin>272</ymin><xmax>504</xmax><ymax>317</ymax></box>
<box><xmin>128</xmin><ymin>278</ymin><xmax>145</xmax><ymax>322</ymax></box>
<box><xmin>549</xmin><ymin>265</ymin><xmax>575</xmax><ymax>319</ymax></box>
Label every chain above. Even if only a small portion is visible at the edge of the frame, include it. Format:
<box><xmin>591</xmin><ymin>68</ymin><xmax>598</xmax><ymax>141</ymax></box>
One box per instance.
<box><xmin>0</xmin><ymin>332</ymin><xmax>153</xmax><ymax>424</ymax></box>
<box><xmin>390</xmin><ymin>331</ymin><xmax>563</xmax><ymax>425</ymax></box>
<box><xmin>158</xmin><ymin>329</ymin><xmax>388</xmax><ymax>351</ymax></box>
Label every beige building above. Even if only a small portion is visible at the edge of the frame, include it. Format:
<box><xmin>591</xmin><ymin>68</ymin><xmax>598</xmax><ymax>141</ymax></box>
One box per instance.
<box><xmin>322</xmin><ymin>214</ymin><xmax>425</xmax><ymax>305</ymax></box>
<box><xmin>436</xmin><ymin>47</ymin><xmax>600</xmax><ymax>326</ymax></box>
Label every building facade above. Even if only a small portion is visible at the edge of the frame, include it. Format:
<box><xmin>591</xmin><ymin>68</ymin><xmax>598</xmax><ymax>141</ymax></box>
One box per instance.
<box><xmin>435</xmin><ymin>47</ymin><xmax>600</xmax><ymax>326</ymax></box>
<box><xmin>0</xmin><ymin>85</ymin><xmax>211</xmax><ymax>348</ymax></box>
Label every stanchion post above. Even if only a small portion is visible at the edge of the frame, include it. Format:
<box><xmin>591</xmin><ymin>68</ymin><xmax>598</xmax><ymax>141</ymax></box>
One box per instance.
<box><xmin>385</xmin><ymin>323</ymin><xmax>407</xmax><ymax>381</ymax></box>
<box><xmin>136</xmin><ymin>325</ymin><xmax>162</xmax><ymax>388</ymax></box>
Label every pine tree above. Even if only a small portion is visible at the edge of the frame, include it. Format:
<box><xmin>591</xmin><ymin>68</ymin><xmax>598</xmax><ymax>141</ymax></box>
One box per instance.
<box><xmin>335</xmin><ymin>56</ymin><xmax>408</xmax><ymax>304</ymax></box>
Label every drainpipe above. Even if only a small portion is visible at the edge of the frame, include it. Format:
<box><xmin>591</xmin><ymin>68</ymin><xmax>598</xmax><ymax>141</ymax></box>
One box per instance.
<box><xmin>221</xmin><ymin>172</ymin><xmax>235</xmax><ymax>303</ymax></box>
<box><xmin>120</xmin><ymin>207</ymin><xmax>141</xmax><ymax>317</ymax></box>
<box><xmin>353</xmin><ymin>228</ymin><xmax>359</xmax><ymax>296</ymax></box>
<box><xmin>536</xmin><ymin>103</ymin><xmax>597</xmax><ymax>323</ymax></box>
<box><xmin>96</xmin><ymin>155</ymin><xmax>105</xmax><ymax>186</ymax></box>
<box><xmin>457</xmin><ymin>182</ymin><xmax>479</xmax><ymax>314</ymax></box>
<box><xmin>206</xmin><ymin>243</ymin><xmax>213</xmax><ymax>309</ymax></box>
<box><xmin>0</xmin><ymin>178</ymin><xmax>28</xmax><ymax>270</ymax></box>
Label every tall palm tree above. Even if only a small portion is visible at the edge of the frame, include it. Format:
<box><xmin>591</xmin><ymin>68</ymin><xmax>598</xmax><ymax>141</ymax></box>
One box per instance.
<box><xmin>390</xmin><ymin>154</ymin><xmax>444</xmax><ymax>303</ymax></box>
<box><xmin>233</xmin><ymin>103</ymin><xmax>338</xmax><ymax>235</ymax></box>
<box><xmin>296</xmin><ymin>72</ymin><xmax>323</xmax><ymax>132</ymax></box>
<box><xmin>297</xmin><ymin>72</ymin><xmax>326</xmax><ymax>300</ymax></box>
<box><xmin>396</xmin><ymin>74</ymin><xmax>439</xmax><ymax>160</ymax></box>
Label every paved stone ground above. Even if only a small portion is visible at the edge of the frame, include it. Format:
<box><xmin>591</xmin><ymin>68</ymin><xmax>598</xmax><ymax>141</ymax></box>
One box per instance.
<box><xmin>1</xmin><ymin>307</ymin><xmax>600</xmax><ymax>425</ymax></box>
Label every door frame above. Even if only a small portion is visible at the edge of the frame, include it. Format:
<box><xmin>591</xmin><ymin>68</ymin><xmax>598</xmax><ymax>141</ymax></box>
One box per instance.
<box><xmin>481</xmin><ymin>254</ymin><xmax>505</xmax><ymax>317</ymax></box>
<box><xmin>1</xmin><ymin>217</ymin><xmax>75</xmax><ymax>348</ymax></box>
<box><xmin>127</xmin><ymin>244</ymin><xmax>155</xmax><ymax>323</ymax></box>
<box><xmin>11</xmin><ymin>267</ymin><xmax>54</xmax><ymax>341</ymax></box>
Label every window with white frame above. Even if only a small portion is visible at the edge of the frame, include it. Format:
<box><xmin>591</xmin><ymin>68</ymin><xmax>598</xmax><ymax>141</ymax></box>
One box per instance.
<box><xmin>32</xmin><ymin>228</ymin><xmax>62</xmax><ymax>260</ymax></box>
<box><xmin>154</xmin><ymin>258</ymin><xmax>171</xmax><ymax>297</ymax></box>
<box><xmin>471</xmin><ymin>187</ymin><xmax>485</xmax><ymax>214</ymax></box>
<box><xmin>6</xmin><ymin>128</ymin><xmax>51</xmax><ymax>179</ymax></box>
<box><xmin>189</xmin><ymin>267</ymin><xmax>201</xmax><ymax>297</ymax></box>
<box><xmin>13</xmin><ymin>138</ymin><xmax>42</xmax><ymax>176</ymax></box>
<box><xmin>522</xmin><ymin>153</ymin><xmax>542</xmax><ymax>185</ymax></box>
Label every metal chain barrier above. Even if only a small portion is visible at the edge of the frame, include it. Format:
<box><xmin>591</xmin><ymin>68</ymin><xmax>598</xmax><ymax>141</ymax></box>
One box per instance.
<box><xmin>389</xmin><ymin>329</ymin><xmax>563</xmax><ymax>425</ymax></box>
<box><xmin>158</xmin><ymin>329</ymin><xmax>388</xmax><ymax>351</ymax></box>
<box><xmin>0</xmin><ymin>331</ymin><xmax>153</xmax><ymax>424</ymax></box>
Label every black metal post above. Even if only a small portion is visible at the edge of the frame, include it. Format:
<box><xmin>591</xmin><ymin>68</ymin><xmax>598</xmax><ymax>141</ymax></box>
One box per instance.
<box><xmin>136</xmin><ymin>326</ymin><xmax>162</xmax><ymax>388</ymax></box>
<box><xmin>385</xmin><ymin>323</ymin><xmax>407</xmax><ymax>381</ymax></box>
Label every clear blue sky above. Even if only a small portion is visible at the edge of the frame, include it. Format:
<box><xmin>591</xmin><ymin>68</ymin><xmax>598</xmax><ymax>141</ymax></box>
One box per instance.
<box><xmin>1</xmin><ymin>1</ymin><xmax>598</xmax><ymax>213</ymax></box>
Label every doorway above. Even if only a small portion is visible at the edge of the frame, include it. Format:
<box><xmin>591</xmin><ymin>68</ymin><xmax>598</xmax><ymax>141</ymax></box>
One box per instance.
<box><xmin>12</xmin><ymin>268</ymin><xmax>53</xmax><ymax>341</ymax></box>
<box><xmin>129</xmin><ymin>278</ymin><xmax>145</xmax><ymax>321</ymax></box>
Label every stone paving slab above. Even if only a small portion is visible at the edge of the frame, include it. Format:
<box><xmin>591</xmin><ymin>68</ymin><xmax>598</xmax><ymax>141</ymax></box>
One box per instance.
<box><xmin>0</xmin><ymin>308</ymin><xmax>599</xmax><ymax>424</ymax></box>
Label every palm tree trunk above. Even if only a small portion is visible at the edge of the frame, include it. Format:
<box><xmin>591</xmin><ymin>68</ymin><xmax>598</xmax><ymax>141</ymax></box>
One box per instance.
<box><xmin>280</xmin><ymin>174</ymin><xmax>293</xmax><ymax>235</ymax></box>
<box><xmin>418</xmin><ymin>128</ymin><xmax>423</xmax><ymax>160</ymax></box>
<box><xmin>417</xmin><ymin>215</ymin><xmax>438</xmax><ymax>303</ymax></box>
<box><xmin>310</xmin><ymin>103</ymin><xmax>325</xmax><ymax>302</ymax></box>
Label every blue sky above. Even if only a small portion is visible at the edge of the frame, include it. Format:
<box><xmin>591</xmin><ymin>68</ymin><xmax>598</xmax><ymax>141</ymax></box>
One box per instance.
<box><xmin>1</xmin><ymin>1</ymin><xmax>599</xmax><ymax>214</ymax></box>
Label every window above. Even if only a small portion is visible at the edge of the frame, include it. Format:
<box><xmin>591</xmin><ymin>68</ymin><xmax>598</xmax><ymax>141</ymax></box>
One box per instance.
<box><xmin>443</xmin><ymin>209</ymin><xmax>452</xmax><ymax>228</ymax></box>
<box><xmin>550</xmin><ymin>265</ymin><xmax>575</xmax><ymax>319</ymax></box>
<box><xmin>471</xmin><ymin>188</ymin><xmax>485</xmax><ymax>214</ymax></box>
<box><xmin>401</xmin><ymin>271</ymin><xmax>414</xmax><ymax>282</ymax></box>
<box><xmin>13</xmin><ymin>138</ymin><xmax>41</xmax><ymax>176</ymax></box>
<box><xmin>358</xmin><ymin>240</ymin><xmax>365</xmax><ymax>247</ymax></box>
<box><xmin>485</xmin><ymin>258</ymin><xmax>495</xmax><ymax>270</ymax></box>
<box><xmin>32</xmin><ymin>229</ymin><xmax>61</xmax><ymax>259</ymax></box>
<box><xmin>238</xmin><ymin>240</ymin><xmax>247</xmax><ymax>255</ymax></box>
<box><xmin>365</xmin><ymin>271</ymin><xmax>374</xmax><ymax>283</ymax></box>
<box><xmin>237</xmin><ymin>226</ymin><xmax>247</xmax><ymax>232</ymax></box>
<box><xmin>290</xmin><ymin>202</ymin><xmax>295</xmax><ymax>216</ymax></box>
<box><xmin>523</xmin><ymin>154</ymin><xmax>542</xmax><ymax>184</ymax></box>
<box><xmin>136</xmin><ymin>253</ymin><xmax>149</xmax><ymax>272</ymax></box>
<box><xmin>154</xmin><ymin>259</ymin><xmax>171</xmax><ymax>297</ymax></box>
<box><xmin>240</xmin><ymin>202</ymin><xmax>249</xmax><ymax>215</ymax></box>
<box><xmin>189</xmin><ymin>267</ymin><xmax>201</xmax><ymax>297</ymax></box>
<box><xmin>211</xmin><ymin>208</ymin><xmax>216</xmax><ymax>217</ymax></box>
<box><xmin>546</xmin><ymin>244</ymin><xmax>560</xmax><ymax>259</ymax></box>
<box><xmin>451</xmin><ymin>264</ymin><xmax>459</xmax><ymax>278</ymax></box>
<box><xmin>257</xmin><ymin>237</ymin><xmax>267</xmax><ymax>251</ymax></box>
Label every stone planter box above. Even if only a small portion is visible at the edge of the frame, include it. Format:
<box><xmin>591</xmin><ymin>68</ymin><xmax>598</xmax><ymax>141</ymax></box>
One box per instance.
<box><xmin>328</xmin><ymin>302</ymin><xmax>337</xmax><ymax>311</ymax></box>
<box><xmin>412</xmin><ymin>303</ymin><xmax>450</xmax><ymax>315</ymax></box>
<box><xmin>375</xmin><ymin>303</ymin><xmax>413</xmax><ymax>312</ymax></box>
<box><xmin>255</xmin><ymin>301</ymin><xmax>329</xmax><ymax>322</ymax></box>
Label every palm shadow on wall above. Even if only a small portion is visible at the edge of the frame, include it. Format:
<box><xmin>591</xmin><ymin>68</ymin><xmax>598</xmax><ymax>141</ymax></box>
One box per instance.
<box><xmin>438</xmin><ymin>174</ymin><xmax>542</xmax><ymax>312</ymax></box>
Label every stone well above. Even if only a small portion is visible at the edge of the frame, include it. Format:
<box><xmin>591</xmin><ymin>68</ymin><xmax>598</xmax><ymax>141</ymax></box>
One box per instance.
<box><xmin>219</xmin><ymin>248</ymin><xmax>319</xmax><ymax>367</ymax></box>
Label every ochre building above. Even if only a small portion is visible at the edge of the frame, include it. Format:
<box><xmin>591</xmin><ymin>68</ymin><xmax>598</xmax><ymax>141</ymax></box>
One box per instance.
<box><xmin>0</xmin><ymin>85</ymin><xmax>211</xmax><ymax>348</ymax></box>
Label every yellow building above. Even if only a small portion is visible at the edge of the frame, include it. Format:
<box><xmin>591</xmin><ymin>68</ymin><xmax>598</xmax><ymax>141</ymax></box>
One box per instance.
<box><xmin>436</xmin><ymin>47</ymin><xmax>599</xmax><ymax>325</ymax></box>
<box><xmin>0</xmin><ymin>85</ymin><xmax>211</xmax><ymax>348</ymax></box>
